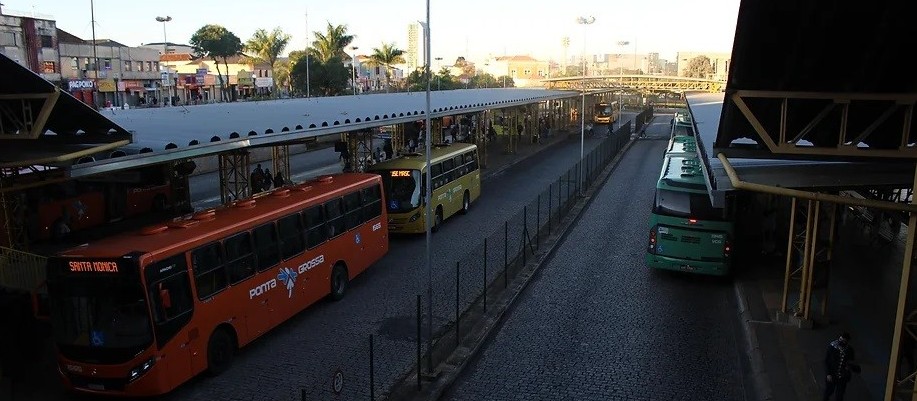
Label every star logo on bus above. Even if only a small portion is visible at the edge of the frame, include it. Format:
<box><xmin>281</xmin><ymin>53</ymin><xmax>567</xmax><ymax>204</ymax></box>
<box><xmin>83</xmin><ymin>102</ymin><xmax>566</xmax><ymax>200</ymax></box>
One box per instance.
<box><xmin>277</xmin><ymin>267</ymin><xmax>298</xmax><ymax>298</ymax></box>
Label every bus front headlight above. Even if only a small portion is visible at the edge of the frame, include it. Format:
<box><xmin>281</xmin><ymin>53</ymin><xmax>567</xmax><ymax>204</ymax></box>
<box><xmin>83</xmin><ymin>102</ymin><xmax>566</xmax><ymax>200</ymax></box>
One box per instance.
<box><xmin>128</xmin><ymin>357</ymin><xmax>156</xmax><ymax>382</ymax></box>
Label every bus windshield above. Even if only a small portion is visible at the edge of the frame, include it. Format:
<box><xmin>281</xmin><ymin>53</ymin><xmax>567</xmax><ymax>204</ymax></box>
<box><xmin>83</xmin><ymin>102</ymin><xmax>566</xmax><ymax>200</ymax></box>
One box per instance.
<box><xmin>379</xmin><ymin>169</ymin><xmax>422</xmax><ymax>213</ymax></box>
<box><xmin>596</xmin><ymin>105</ymin><xmax>613</xmax><ymax>116</ymax></box>
<box><xmin>48</xmin><ymin>261</ymin><xmax>153</xmax><ymax>364</ymax></box>
<box><xmin>654</xmin><ymin>189</ymin><xmax>723</xmax><ymax>221</ymax></box>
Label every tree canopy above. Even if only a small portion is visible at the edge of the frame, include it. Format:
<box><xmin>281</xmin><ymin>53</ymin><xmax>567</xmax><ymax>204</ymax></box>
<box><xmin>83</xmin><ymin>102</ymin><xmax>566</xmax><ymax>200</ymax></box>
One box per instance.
<box><xmin>311</xmin><ymin>22</ymin><xmax>354</xmax><ymax>63</ymax></box>
<box><xmin>367</xmin><ymin>42</ymin><xmax>405</xmax><ymax>92</ymax></box>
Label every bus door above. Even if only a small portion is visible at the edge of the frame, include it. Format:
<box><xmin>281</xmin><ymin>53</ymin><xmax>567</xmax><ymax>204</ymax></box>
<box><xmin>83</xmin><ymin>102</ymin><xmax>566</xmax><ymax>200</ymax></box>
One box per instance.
<box><xmin>145</xmin><ymin>255</ymin><xmax>200</xmax><ymax>379</ymax></box>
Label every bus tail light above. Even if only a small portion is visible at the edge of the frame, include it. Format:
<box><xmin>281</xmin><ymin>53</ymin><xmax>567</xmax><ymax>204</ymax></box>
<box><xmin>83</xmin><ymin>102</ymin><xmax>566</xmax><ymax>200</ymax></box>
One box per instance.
<box><xmin>724</xmin><ymin>238</ymin><xmax>732</xmax><ymax>258</ymax></box>
<box><xmin>647</xmin><ymin>226</ymin><xmax>657</xmax><ymax>253</ymax></box>
<box><xmin>128</xmin><ymin>357</ymin><xmax>156</xmax><ymax>382</ymax></box>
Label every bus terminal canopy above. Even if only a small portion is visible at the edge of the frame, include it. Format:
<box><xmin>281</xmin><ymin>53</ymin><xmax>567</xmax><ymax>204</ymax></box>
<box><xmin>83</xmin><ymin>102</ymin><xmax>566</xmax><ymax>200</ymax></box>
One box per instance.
<box><xmin>0</xmin><ymin>53</ymin><xmax>132</xmax><ymax>168</ymax></box>
<box><xmin>715</xmin><ymin>0</ymin><xmax>917</xmax><ymax>162</ymax></box>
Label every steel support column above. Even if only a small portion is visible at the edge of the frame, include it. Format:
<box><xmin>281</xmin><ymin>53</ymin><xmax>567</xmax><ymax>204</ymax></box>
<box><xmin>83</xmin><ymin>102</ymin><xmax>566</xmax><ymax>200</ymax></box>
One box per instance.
<box><xmin>218</xmin><ymin>150</ymin><xmax>251</xmax><ymax>204</ymax></box>
<box><xmin>346</xmin><ymin>130</ymin><xmax>374</xmax><ymax>172</ymax></box>
<box><xmin>0</xmin><ymin>182</ymin><xmax>27</xmax><ymax>249</ymax></box>
<box><xmin>393</xmin><ymin>123</ymin><xmax>405</xmax><ymax>158</ymax></box>
<box><xmin>271</xmin><ymin>145</ymin><xmax>291</xmax><ymax>183</ymax></box>
<box><xmin>779</xmin><ymin>198</ymin><xmax>832</xmax><ymax>325</ymax></box>
<box><xmin>884</xmin><ymin>164</ymin><xmax>917</xmax><ymax>401</ymax></box>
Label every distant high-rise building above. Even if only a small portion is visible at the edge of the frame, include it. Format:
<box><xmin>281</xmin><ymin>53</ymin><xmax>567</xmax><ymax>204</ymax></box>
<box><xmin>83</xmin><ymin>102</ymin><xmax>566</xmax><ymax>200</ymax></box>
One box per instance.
<box><xmin>406</xmin><ymin>23</ymin><xmax>420</xmax><ymax>72</ymax></box>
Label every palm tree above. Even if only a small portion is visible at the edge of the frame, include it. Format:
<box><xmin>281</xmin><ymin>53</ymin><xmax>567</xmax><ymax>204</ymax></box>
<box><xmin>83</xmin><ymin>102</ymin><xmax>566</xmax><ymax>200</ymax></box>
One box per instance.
<box><xmin>311</xmin><ymin>22</ymin><xmax>354</xmax><ymax>63</ymax></box>
<box><xmin>273</xmin><ymin>59</ymin><xmax>291</xmax><ymax>96</ymax></box>
<box><xmin>245</xmin><ymin>27</ymin><xmax>292</xmax><ymax>95</ymax></box>
<box><xmin>367</xmin><ymin>42</ymin><xmax>405</xmax><ymax>93</ymax></box>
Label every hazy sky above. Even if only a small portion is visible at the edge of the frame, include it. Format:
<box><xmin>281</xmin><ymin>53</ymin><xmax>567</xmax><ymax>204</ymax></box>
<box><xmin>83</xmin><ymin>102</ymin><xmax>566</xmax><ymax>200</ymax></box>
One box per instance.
<box><xmin>9</xmin><ymin>0</ymin><xmax>741</xmax><ymax>64</ymax></box>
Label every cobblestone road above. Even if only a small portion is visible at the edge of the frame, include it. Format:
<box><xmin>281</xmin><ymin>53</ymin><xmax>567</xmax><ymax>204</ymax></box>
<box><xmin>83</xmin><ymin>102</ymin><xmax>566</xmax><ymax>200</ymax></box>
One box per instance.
<box><xmin>442</xmin><ymin>119</ymin><xmax>749</xmax><ymax>401</ymax></box>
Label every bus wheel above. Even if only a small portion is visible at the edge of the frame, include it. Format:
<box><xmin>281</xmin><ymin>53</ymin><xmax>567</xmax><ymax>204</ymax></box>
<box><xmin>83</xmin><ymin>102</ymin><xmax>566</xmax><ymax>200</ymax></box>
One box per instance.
<box><xmin>206</xmin><ymin>328</ymin><xmax>235</xmax><ymax>376</ymax></box>
<box><xmin>432</xmin><ymin>208</ymin><xmax>443</xmax><ymax>233</ymax></box>
<box><xmin>460</xmin><ymin>191</ymin><xmax>471</xmax><ymax>215</ymax></box>
<box><xmin>330</xmin><ymin>264</ymin><xmax>349</xmax><ymax>301</ymax></box>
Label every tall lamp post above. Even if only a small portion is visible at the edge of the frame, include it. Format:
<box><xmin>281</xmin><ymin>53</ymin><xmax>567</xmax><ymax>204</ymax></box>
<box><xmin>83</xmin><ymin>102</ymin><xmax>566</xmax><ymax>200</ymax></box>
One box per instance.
<box><xmin>350</xmin><ymin>46</ymin><xmax>359</xmax><ymax>95</ymax></box>
<box><xmin>420</xmin><ymin>4</ymin><xmax>433</xmax><ymax>372</ymax></box>
<box><xmin>156</xmin><ymin>16</ymin><xmax>172</xmax><ymax>106</ymax></box>
<box><xmin>434</xmin><ymin>57</ymin><xmax>442</xmax><ymax>90</ymax></box>
<box><xmin>577</xmin><ymin>16</ymin><xmax>595</xmax><ymax>196</ymax></box>
<box><xmin>617</xmin><ymin>40</ymin><xmax>629</xmax><ymax>75</ymax></box>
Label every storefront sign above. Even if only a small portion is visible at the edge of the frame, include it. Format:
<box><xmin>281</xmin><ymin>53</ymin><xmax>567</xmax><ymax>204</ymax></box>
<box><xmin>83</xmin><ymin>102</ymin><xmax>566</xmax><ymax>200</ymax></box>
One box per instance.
<box><xmin>68</xmin><ymin>80</ymin><xmax>94</xmax><ymax>91</ymax></box>
<box><xmin>255</xmin><ymin>77</ymin><xmax>273</xmax><ymax>88</ymax></box>
<box><xmin>97</xmin><ymin>79</ymin><xmax>116</xmax><ymax>93</ymax></box>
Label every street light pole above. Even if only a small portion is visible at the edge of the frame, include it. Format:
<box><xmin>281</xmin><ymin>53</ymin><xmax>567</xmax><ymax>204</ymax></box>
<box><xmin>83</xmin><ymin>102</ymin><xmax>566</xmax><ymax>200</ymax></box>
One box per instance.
<box><xmin>90</xmin><ymin>0</ymin><xmax>99</xmax><ymax>109</ymax></box>
<box><xmin>156</xmin><ymin>16</ymin><xmax>172</xmax><ymax>106</ymax></box>
<box><xmin>434</xmin><ymin>57</ymin><xmax>442</xmax><ymax>90</ymax></box>
<box><xmin>351</xmin><ymin>46</ymin><xmax>359</xmax><ymax>95</ymax></box>
<box><xmin>577</xmin><ymin>16</ymin><xmax>595</xmax><ymax>196</ymax></box>
<box><xmin>305</xmin><ymin>11</ymin><xmax>311</xmax><ymax>98</ymax></box>
<box><xmin>421</xmin><ymin>0</ymin><xmax>433</xmax><ymax>373</ymax></box>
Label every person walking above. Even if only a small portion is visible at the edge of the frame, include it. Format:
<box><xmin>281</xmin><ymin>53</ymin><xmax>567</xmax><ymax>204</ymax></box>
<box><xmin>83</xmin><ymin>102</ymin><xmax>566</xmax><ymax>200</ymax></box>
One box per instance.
<box><xmin>824</xmin><ymin>332</ymin><xmax>859</xmax><ymax>401</ymax></box>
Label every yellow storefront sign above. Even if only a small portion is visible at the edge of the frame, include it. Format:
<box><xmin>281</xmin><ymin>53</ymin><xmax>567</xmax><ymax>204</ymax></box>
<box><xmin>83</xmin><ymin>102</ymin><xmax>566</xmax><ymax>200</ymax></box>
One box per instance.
<box><xmin>97</xmin><ymin>79</ymin><xmax>116</xmax><ymax>93</ymax></box>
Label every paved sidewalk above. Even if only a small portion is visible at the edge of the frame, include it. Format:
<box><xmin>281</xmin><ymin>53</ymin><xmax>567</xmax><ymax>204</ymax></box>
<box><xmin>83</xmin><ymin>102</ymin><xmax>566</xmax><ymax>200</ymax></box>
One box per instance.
<box><xmin>737</xmin><ymin>215</ymin><xmax>901</xmax><ymax>401</ymax></box>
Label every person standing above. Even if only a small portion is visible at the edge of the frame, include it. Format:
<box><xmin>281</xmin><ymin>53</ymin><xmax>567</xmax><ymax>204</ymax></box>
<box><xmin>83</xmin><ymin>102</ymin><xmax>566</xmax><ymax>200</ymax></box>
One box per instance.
<box><xmin>273</xmin><ymin>170</ymin><xmax>287</xmax><ymax>188</ymax></box>
<box><xmin>250</xmin><ymin>164</ymin><xmax>264</xmax><ymax>194</ymax></box>
<box><xmin>824</xmin><ymin>332</ymin><xmax>859</xmax><ymax>401</ymax></box>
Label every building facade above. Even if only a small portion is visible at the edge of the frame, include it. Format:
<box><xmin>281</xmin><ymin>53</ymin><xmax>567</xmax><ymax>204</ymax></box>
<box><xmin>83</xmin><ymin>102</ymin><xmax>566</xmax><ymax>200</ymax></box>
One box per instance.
<box><xmin>676</xmin><ymin>51</ymin><xmax>731</xmax><ymax>81</ymax></box>
<box><xmin>169</xmin><ymin>55</ymin><xmax>273</xmax><ymax>103</ymax></box>
<box><xmin>406</xmin><ymin>23</ymin><xmax>420</xmax><ymax>72</ymax></box>
<box><xmin>57</xmin><ymin>32</ymin><xmax>163</xmax><ymax>107</ymax></box>
<box><xmin>483</xmin><ymin>56</ymin><xmax>549</xmax><ymax>87</ymax></box>
<box><xmin>0</xmin><ymin>9</ymin><xmax>61</xmax><ymax>82</ymax></box>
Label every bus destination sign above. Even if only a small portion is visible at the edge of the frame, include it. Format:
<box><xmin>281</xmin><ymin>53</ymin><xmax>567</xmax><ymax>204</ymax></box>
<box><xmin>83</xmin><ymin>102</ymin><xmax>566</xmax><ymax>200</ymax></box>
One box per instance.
<box><xmin>390</xmin><ymin>170</ymin><xmax>412</xmax><ymax>177</ymax></box>
<box><xmin>68</xmin><ymin>261</ymin><xmax>121</xmax><ymax>273</ymax></box>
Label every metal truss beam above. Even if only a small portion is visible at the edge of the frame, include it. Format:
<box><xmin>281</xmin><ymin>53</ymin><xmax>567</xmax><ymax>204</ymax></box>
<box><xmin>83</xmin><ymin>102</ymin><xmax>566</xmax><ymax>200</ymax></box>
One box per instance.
<box><xmin>218</xmin><ymin>151</ymin><xmax>251</xmax><ymax>204</ymax></box>
<box><xmin>271</xmin><ymin>144</ymin><xmax>291</xmax><ymax>183</ymax></box>
<box><xmin>345</xmin><ymin>130</ymin><xmax>374</xmax><ymax>173</ymax></box>
<box><xmin>0</xmin><ymin>90</ymin><xmax>60</xmax><ymax>139</ymax></box>
<box><xmin>730</xmin><ymin>91</ymin><xmax>917</xmax><ymax>159</ymax></box>
<box><xmin>544</xmin><ymin>75</ymin><xmax>724</xmax><ymax>93</ymax></box>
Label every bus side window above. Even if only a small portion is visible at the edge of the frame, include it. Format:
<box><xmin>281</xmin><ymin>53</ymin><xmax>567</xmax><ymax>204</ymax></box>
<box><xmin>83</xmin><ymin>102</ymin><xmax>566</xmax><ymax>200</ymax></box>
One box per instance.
<box><xmin>224</xmin><ymin>232</ymin><xmax>255</xmax><ymax>284</ymax></box>
<box><xmin>431</xmin><ymin>163</ymin><xmax>443</xmax><ymax>189</ymax></box>
<box><xmin>466</xmin><ymin>151</ymin><xmax>478</xmax><ymax>171</ymax></box>
<box><xmin>361</xmin><ymin>185</ymin><xmax>382</xmax><ymax>222</ymax></box>
<box><xmin>324</xmin><ymin>198</ymin><xmax>345</xmax><ymax>238</ymax></box>
<box><xmin>453</xmin><ymin>156</ymin><xmax>465</xmax><ymax>177</ymax></box>
<box><xmin>253</xmin><ymin>222</ymin><xmax>280</xmax><ymax>271</ymax></box>
<box><xmin>190</xmin><ymin>242</ymin><xmax>227</xmax><ymax>299</ymax></box>
<box><xmin>442</xmin><ymin>158</ymin><xmax>455</xmax><ymax>181</ymax></box>
<box><xmin>303</xmin><ymin>205</ymin><xmax>326</xmax><ymax>248</ymax></box>
<box><xmin>278</xmin><ymin>214</ymin><xmax>305</xmax><ymax>260</ymax></box>
<box><xmin>343</xmin><ymin>191</ymin><xmax>362</xmax><ymax>231</ymax></box>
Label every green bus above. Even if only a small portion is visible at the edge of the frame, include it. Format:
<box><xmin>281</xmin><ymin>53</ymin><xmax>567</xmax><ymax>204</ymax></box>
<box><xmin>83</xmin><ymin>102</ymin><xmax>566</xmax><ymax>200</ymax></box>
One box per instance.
<box><xmin>645</xmin><ymin>136</ymin><xmax>733</xmax><ymax>276</ymax></box>
<box><xmin>367</xmin><ymin>143</ymin><xmax>481</xmax><ymax>233</ymax></box>
<box><xmin>670</xmin><ymin>108</ymin><xmax>695</xmax><ymax>137</ymax></box>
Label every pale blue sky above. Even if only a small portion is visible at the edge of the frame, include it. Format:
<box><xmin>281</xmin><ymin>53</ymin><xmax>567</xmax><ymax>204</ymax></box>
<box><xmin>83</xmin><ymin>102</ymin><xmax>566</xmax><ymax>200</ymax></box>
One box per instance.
<box><xmin>9</xmin><ymin>0</ymin><xmax>740</xmax><ymax>64</ymax></box>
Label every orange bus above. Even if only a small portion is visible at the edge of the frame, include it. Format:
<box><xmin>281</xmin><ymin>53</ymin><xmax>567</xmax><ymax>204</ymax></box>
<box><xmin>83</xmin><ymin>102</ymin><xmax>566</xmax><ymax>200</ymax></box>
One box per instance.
<box><xmin>45</xmin><ymin>173</ymin><xmax>388</xmax><ymax>396</ymax></box>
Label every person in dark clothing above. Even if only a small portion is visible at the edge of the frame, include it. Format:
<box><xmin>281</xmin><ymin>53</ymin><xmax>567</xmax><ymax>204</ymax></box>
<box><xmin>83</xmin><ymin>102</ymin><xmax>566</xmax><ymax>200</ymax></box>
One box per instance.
<box><xmin>262</xmin><ymin>168</ymin><xmax>273</xmax><ymax>191</ymax></box>
<box><xmin>273</xmin><ymin>170</ymin><xmax>287</xmax><ymax>188</ymax></box>
<box><xmin>824</xmin><ymin>332</ymin><xmax>859</xmax><ymax>401</ymax></box>
<box><xmin>250</xmin><ymin>164</ymin><xmax>264</xmax><ymax>193</ymax></box>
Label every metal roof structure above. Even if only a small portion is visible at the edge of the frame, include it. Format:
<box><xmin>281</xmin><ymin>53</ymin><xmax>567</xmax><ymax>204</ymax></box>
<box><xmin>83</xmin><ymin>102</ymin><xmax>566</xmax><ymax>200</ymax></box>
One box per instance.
<box><xmin>71</xmin><ymin>88</ymin><xmax>585</xmax><ymax>177</ymax></box>
<box><xmin>687</xmin><ymin>92</ymin><xmax>914</xmax><ymax>207</ymax></box>
<box><xmin>715</xmin><ymin>0</ymin><xmax>917</xmax><ymax>161</ymax></box>
<box><xmin>0</xmin><ymin>53</ymin><xmax>131</xmax><ymax>167</ymax></box>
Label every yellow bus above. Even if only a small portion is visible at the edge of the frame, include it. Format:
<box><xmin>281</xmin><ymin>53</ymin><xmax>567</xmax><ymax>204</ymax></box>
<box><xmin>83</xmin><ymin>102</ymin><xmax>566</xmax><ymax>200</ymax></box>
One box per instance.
<box><xmin>593</xmin><ymin>101</ymin><xmax>621</xmax><ymax>125</ymax></box>
<box><xmin>367</xmin><ymin>143</ymin><xmax>481</xmax><ymax>233</ymax></box>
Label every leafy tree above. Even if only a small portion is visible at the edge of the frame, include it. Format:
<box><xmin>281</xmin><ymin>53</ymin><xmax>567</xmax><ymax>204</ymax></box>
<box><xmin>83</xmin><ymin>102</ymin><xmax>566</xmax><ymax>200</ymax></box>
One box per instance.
<box><xmin>291</xmin><ymin>55</ymin><xmax>349</xmax><ymax>96</ymax></box>
<box><xmin>434</xmin><ymin>67</ymin><xmax>459</xmax><ymax>90</ymax></box>
<box><xmin>470</xmin><ymin>72</ymin><xmax>499</xmax><ymax>88</ymax></box>
<box><xmin>367</xmin><ymin>42</ymin><xmax>405</xmax><ymax>93</ymax></box>
<box><xmin>311</xmin><ymin>22</ymin><xmax>354</xmax><ymax>63</ymax></box>
<box><xmin>245</xmin><ymin>27</ymin><xmax>292</xmax><ymax>95</ymax></box>
<box><xmin>497</xmin><ymin>75</ymin><xmax>515</xmax><ymax>88</ymax></box>
<box><xmin>273</xmin><ymin>59</ymin><xmax>291</xmax><ymax>95</ymax></box>
<box><xmin>403</xmin><ymin>68</ymin><xmax>429</xmax><ymax>92</ymax></box>
<box><xmin>288</xmin><ymin>50</ymin><xmax>309</xmax><ymax>68</ymax></box>
<box><xmin>684</xmin><ymin>56</ymin><xmax>714</xmax><ymax>79</ymax></box>
<box><xmin>452</xmin><ymin>57</ymin><xmax>475</xmax><ymax>79</ymax></box>
<box><xmin>190</xmin><ymin>24</ymin><xmax>242</xmax><ymax>101</ymax></box>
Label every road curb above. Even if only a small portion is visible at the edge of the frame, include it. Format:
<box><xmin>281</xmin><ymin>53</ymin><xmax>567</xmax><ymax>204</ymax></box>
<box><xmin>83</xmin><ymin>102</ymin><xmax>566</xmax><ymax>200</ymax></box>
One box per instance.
<box><xmin>733</xmin><ymin>279</ymin><xmax>776</xmax><ymax>401</ymax></box>
<box><xmin>393</xmin><ymin>134</ymin><xmax>639</xmax><ymax>401</ymax></box>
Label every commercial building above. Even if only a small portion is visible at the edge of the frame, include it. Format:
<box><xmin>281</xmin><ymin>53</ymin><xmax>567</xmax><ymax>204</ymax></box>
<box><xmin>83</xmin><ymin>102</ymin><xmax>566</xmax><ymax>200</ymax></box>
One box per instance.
<box><xmin>482</xmin><ymin>55</ymin><xmax>549</xmax><ymax>87</ymax></box>
<box><xmin>0</xmin><ymin>8</ymin><xmax>60</xmax><ymax>82</ymax></box>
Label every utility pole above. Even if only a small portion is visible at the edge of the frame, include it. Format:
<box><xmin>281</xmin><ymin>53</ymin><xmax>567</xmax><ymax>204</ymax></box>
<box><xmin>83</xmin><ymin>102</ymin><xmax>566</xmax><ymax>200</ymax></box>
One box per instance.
<box><xmin>305</xmin><ymin>11</ymin><xmax>311</xmax><ymax>98</ymax></box>
<box><xmin>90</xmin><ymin>0</ymin><xmax>99</xmax><ymax>109</ymax></box>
